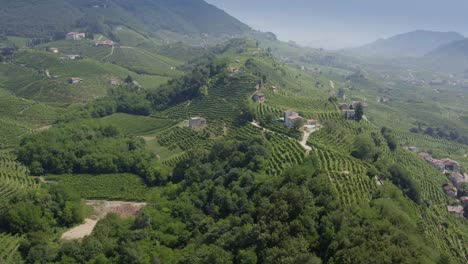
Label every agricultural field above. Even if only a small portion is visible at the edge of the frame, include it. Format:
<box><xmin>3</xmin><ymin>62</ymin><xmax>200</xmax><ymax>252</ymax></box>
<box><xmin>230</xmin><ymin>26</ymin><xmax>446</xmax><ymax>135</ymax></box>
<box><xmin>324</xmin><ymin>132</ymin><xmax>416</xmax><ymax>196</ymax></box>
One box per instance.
<box><xmin>0</xmin><ymin>233</ymin><xmax>22</xmax><ymax>264</ymax></box>
<box><xmin>0</xmin><ymin>155</ymin><xmax>37</xmax><ymax>202</ymax></box>
<box><xmin>46</xmin><ymin>173</ymin><xmax>150</xmax><ymax>201</ymax></box>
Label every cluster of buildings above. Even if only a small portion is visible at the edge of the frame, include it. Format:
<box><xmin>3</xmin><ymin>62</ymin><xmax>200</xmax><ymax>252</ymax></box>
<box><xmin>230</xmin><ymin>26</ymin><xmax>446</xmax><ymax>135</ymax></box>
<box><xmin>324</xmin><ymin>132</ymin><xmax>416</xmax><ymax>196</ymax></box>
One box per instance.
<box><xmin>418</xmin><ymin>152</ymin><xmax>460</xmax><ymax>172</ymax></box>
<box><xmin>404</xmin><ymin>146</ymin><xmax>466</xmax><ymax>217</ymax></box>
<box><xmin>284</xmin><ymin>110</ymin><xmax>319</xmax><ymax>132</ymax></box>
<box><xmin>339</xmin><ymin>101</ymin><xmax>368</xmax><ymax>120</ymax></box>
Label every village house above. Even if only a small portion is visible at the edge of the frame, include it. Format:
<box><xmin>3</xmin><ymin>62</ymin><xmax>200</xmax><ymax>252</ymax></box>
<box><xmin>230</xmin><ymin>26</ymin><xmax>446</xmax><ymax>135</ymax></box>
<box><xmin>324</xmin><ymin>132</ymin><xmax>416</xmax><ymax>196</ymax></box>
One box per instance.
<box><xmin>418</xmin><ymin>152</ymin><xmax>431</xmax><ymax>159</ymax></box>
<box><xmin>66</xmin><ymin>32</ymin><xmax>86</xmax><ymax>40</ymax></box>
<box><xmin>252</xmin><ymin>93</ymin><xmax>266</xmax><ymax>103</ymax></box>
<box><xmin>69</xmin><ymin>77</ymin><xmax>82</xmax><ymax>84</ymax></box>
<box><xmin>442</xmin><ymin>159</ymin><xmax>460</xmax><ymax>172</ymax></box>
<box><xmin>352</xmin><ymin>100</ymin><xmax>369</xmax><ymax>109</ymax></box>
<box><xmin>189</xmin><ymin>117</ymin><xmax>207</xmax><ymax>129</ymax></box>
<box><xmin>284</xmin><ymin>110</ymin><xmax>303</xmax><ymax>127</ymax></box>
<box><xmin>427</xmin><ymin>157</ymin><xmax>445</xmax><ymax>171</ymax></box>
<box><xmin>460</xmin><ymin>196</ymin><xmax>468</xmax><ymax>207</ymax></box>
<box><xmin>48</xmin><ymin>47</ymin><xmax>59</xmax><ymax>54</ymax></box>
<box><xmin>447</xmin><ymin>205</ymin><xmax>464</xmax><ymax>217</ymax></box>
<box><xmin>451</xmin><ymin>172</ymin><xmax>466</xmax><ymax>189</ymax></box>
<box><xmin>229</xmin><ymin>67</ymin><xmax>240</xmax><ymax>74</ymax></box>
<box><xmin>270</xmin><ymin>86</ymin><xmax>278</xmax><ymax>93</ymax></box>
<box><xmin>342</xmin><ymin>109</ymin><xmax>356</xmax><ymax>120</ymax></box>
<box><xmin>443</xmin><ymin>185</ymin><xmax>457</xmax><ymax>198</ymax></box>
<box><xmin>94</xmin><ymin>40</ymin><xmax>115</xmax><ymax>47</ymax></box>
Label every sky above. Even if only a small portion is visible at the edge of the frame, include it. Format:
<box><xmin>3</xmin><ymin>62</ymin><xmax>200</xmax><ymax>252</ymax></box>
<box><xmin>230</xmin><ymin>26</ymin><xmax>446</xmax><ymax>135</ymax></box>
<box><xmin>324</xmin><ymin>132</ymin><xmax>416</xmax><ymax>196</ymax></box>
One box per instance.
<box><xmin>205</xmin><ymin>0</ymin><xmax>468</xmax><ymax>49</ymax></box>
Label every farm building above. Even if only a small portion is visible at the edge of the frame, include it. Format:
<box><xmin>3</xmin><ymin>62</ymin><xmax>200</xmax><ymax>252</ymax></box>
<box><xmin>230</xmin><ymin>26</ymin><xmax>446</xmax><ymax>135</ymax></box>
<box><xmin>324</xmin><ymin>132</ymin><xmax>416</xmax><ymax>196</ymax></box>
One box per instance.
<box><xmin>252</xmin><ymin>93</ymin><xmax>266</xmax><ymax>103</ymax></box>
<box><xmin>447</xmin><ymin>205</ymin><xmax>464</xmax><ymax>217</ymax></box>
<box><xmin>69</xmin><ymin>77</ymin><xmax>82</xmax><ymax>84</ymax></box>
<box><xmin>48</xmin><ymin>47</ymin><xmax>59</xmax><ymax>53</ymax></box>
<box><xmin>342</xmin><ymin>109</ymin><xmax>355</xmax><ymax>120</ymax></box>
<box><xmin>284</xmin><ymin>110</ymin><xmax>303</xmax><ymax>127</ymax></box>
<box><xmin>109</xmin><ymin>79</ymin><xmax>120</xmax><ymax>86</ymax></box>
<box><xmin>60</xmin><ymin>55</ymin><xmax>81</xmax><ymax>60</ymax></box>
<box><xmin>270</xmin><ymin>86</ymin><xmax>278</xmax><ymax>93</ymax></box>
<box><xmin>66</xmin><ymin>32</ymin><xmax>86</xmax><ymax>40</ymax></box>
<box><xmin>189</xmin><ymin>117</ymin><xmax>207</xmax><ymax>129</ymax></box>
<box><xmin>95</xmin><ymin>40</ymin><xmax>115</xmax><ymax>47</ymax></box>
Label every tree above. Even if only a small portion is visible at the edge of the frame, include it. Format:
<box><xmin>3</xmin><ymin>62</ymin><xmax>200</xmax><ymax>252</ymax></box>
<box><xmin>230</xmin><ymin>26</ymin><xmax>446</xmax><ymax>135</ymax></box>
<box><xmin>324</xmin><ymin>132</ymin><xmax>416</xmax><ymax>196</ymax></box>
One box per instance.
<box><xmin>355</xmin><ymin>103</ymin><xmax>364</xmax><ymax>121</ymax></box>
<box><xmin>125</xmin><ymin>75</ymin><xmax>133</xmax><ymax>84</ymax></box>
<box><xmin>328</xmin><ymin>96</ymin><xmax>338</xmax><ymax>103</ymax></box>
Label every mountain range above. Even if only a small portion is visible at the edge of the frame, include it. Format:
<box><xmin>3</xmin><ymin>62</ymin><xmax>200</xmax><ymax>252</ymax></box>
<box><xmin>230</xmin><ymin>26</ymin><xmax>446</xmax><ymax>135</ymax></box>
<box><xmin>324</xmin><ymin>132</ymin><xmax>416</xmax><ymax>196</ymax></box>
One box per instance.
<box><xmin>344</xmin><ymin>30</ymin><xmax>464</xmax><ymax>58</ymax></box>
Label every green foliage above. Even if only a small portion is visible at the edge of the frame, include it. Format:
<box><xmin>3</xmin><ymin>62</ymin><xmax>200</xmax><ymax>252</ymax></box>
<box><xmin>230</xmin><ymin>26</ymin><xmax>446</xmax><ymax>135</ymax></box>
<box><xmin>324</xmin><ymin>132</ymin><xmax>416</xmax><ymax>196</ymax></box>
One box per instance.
<box><xmin>388</xmin><ymin>164</ymin><xmax>422</xmax><ymax>204</ymax></box>
<box><xmin>17</xmin><ymin>123</ymin><xmax>153</xmax><ymax>176</ymax></box>
<box><xmin>148</xmin><ymin>58</ymin><xmax>230</xmax><ymax>110</ymax></box>
<box><xmin>354</xmin><ymin>103</ymin><xmax>364</xmax><ymax>121</ymax></box>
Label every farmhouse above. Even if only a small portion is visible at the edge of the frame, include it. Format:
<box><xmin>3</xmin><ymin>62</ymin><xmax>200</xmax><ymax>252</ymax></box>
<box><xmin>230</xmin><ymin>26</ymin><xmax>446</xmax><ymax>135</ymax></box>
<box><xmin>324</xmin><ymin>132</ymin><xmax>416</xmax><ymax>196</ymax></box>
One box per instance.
<box><xmin>95</xmin><ymin>40</ymin><xmax>115</xmax><ymax>47</ymax></box>
<box><xmin>189</xmin><ymin>117</ymin><xmax>207</xmax><ymax>129</ymax></box>
<box><xmin>48</xmin><ymin>47</ymin><xmax>59</xmax><ymax>53</ymax></box>
<box><xmin>252</xmin><ymin>93</ymin><xmax>266</xmax><ymax>103</ymax></box>
<box><xmin>447</xmin><ymin>206</ymin><xmax>464</xmax><ymax>217</ymax></box>
<box><xmin>270</xmin><ymin>86</ymin><xmax>278</xmax><ymax>93</ymax></box>
<box><xmin>284</xmin><ymin>110</ymin><xmax>303</xmax><ymax>127</ymax></box>
<box><xmin>69</xmin><ymin>77</ymin><xmax>82</xmax><ymax>84</ymax></box>
<box><xmin>66</xmin><ymin>32</ymin><xmax>86</xmax><ymax>40</ymax></box>
<box><xmin>342</xmin><ymin>109</ymin><xmax>355</xmax><ymax>120</ymax></box>
<box><xmin>402</xmin><ymin>146</ymin><xmax>419</xmax><ymax>153</ymax></box>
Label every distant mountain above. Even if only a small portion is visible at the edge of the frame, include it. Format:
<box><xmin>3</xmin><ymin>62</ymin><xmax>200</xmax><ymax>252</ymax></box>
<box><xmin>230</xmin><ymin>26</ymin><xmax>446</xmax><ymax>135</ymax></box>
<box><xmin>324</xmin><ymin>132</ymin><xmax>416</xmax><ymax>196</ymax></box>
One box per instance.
<box><xmin>0</xmin><ymin>0</ymin><xmax>250</xmax><ymax>42</ymax></box>
<box><xmin>344</xmin><ymin>30</ymin><xmax>464</xmax><ymax>58</ymax></box>
<box><xmin>418</xmin><ymin>38</ymin><xmax>468</xmax><ymax>74</ymax></box>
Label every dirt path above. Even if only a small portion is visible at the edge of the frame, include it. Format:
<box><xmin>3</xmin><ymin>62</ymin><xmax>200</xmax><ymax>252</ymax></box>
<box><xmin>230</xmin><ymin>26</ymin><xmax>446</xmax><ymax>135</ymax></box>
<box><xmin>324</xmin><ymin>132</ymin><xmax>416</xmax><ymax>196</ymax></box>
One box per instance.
<box><xmin>103</xmin><ymin>45</ymin><xmax>114</xmax><ymax>59</ymax></box>
<box><xmin>61</xmin><ymin>200</ymin><xmax>147</xmax><ymax>240</ymax></box>
<box><xmin>251</xmin><ymin>121</ymin><xmax>312</xmax><ymax>153</ymax></box>
<box><xmin>329</xmin><ymin>80</ymin><xmax>335</xmax><ymax>89</ymax></box>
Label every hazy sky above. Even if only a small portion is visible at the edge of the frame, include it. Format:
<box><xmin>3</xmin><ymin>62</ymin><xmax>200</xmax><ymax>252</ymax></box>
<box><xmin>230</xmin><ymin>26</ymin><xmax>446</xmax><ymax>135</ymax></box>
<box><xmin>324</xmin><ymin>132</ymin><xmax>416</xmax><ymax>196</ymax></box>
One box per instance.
<box><xmin>206</xmin><ymin>0</ymin><xmax>468</xmax><ymax>49</ymax></box>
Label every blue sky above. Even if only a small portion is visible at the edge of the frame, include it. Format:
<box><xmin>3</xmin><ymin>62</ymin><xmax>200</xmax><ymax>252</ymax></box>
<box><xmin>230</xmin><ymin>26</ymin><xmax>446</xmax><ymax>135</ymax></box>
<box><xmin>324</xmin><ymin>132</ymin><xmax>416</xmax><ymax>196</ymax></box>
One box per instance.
<box><xmin>206</xmin><ymin>0</ymin><xmax>468</xmax><ymax>49</ymax></box>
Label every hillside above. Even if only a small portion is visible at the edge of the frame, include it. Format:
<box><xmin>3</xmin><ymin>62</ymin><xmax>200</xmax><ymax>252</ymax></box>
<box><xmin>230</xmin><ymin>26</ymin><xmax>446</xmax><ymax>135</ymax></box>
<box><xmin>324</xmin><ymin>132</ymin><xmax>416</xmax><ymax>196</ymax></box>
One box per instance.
<box><xmin>0</xmin><ymin>0</ymin><xmax>250</xmax><ymax>42</ymax></box>
<box><xmin>344</xmin><ymin>30</ymin><xmax>464</xmax><ymax>58</ymax></box>
<box><xmin>418</xmin><ymin>38</ymin><xmax>468</xmax><ymax>74</ymax></box>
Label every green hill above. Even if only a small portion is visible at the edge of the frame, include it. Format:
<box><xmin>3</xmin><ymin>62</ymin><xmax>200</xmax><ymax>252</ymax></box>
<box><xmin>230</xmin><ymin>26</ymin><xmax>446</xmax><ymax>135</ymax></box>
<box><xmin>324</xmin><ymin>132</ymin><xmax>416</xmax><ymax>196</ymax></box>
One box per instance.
<box><xmin>0</xmin><ymin>0</ymin><xmax>250</xmax><ymax>42</ymax></box>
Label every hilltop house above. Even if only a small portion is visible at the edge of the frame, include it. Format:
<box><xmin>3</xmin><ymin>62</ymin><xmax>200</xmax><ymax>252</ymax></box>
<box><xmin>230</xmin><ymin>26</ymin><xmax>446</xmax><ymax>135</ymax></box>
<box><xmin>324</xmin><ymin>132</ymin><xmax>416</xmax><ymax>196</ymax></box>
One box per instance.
<box><xmin>447</xmin><ymin>205</ymin><xmax>464</xmax><ymax>217</ymax></box>
<box><xmin>284</xmin><ymin>110</ymin><xmax>303</xmax><ymax>127</ymax></box>
<box><xmin>252</xmin><ymin>93</ymin><xmax>266</xmax><ymax>103</ymax></box>
<box><xmin>342</xmin><ymin>109</ymin><xmax>356</xmax><ymax>120</ymax></box>
<box><xmin>95</xmin><ymin>40</ymin><xmax>115</xmax><ymax>47</ymax></box>
<box><xmin>69</xmin><ymin>77</ymin><xmax>82</xmax><ymax>84</ymax></box>
<box><xmin>66</xmin><ymin>32</ymin><xmax>86</xmax><ymax>40</ymax></box>
<box><xmin>189</xmin><ymin>117</ymin><xmax>207</xmax><ymax>129</ymax></box>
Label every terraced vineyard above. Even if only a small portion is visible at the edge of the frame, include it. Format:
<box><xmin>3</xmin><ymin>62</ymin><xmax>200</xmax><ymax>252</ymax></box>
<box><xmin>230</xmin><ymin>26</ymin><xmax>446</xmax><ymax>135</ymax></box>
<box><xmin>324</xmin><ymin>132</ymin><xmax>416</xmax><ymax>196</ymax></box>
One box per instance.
<box><xmin>0</xmin><ymin>118</ymin><xmax>32</xmax><ymax>150</ymax></box>
<box><xmin>0</xmin><ymin>155</ymin><xmax>36</xmax><ymax>201</ymax></box>
<box><xmin>161</xmin><ymin>74</ymin><xmax>257</xmax><ymax>121</ymax></box>
<box><xmin>264</xmin><ymin>131</ymin><xmax>307</xmax><ymax>175</ymax></box>
<box><xmin>0</xmin><ymin>233</ymin><xmax>22</xmax><ymax>264</ymax></box>
<box><xmin>157</xmin><ymin>126</ymin><xmax>210</xmax><ymax>151</ymax></box>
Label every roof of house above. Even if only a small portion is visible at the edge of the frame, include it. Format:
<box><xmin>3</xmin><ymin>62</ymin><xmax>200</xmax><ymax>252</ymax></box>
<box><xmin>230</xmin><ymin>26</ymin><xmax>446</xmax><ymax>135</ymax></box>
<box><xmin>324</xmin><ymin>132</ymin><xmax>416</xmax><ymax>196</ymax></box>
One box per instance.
<box><xmin>447</xmin><ymin>206</ymin><xmax>464</xmax><ymax>214</ymax></box>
